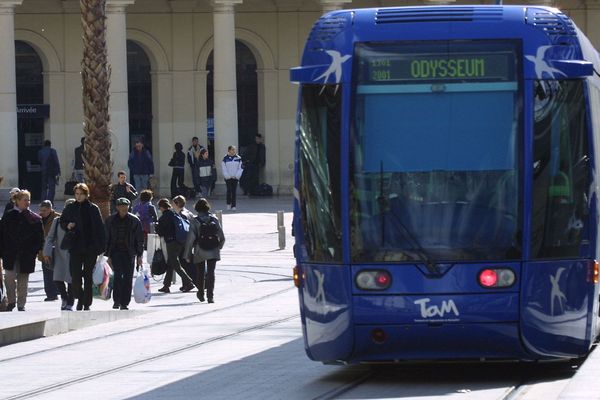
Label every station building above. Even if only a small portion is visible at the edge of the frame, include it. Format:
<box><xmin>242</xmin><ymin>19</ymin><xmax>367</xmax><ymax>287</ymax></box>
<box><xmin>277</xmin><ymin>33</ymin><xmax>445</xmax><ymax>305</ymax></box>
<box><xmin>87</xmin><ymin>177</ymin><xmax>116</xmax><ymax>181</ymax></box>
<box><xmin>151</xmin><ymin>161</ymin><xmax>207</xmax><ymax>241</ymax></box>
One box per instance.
<box><xmin>0</xmin><ymin>0</ymin><xmax>598</xmax><ymax>198</ymax></box>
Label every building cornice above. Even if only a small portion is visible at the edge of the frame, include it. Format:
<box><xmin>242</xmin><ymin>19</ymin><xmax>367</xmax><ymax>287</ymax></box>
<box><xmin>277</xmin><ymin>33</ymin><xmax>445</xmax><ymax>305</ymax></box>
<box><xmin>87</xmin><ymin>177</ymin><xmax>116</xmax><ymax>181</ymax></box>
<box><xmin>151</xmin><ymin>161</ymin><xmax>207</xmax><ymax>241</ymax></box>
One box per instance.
<box><xmin>0</xmin><ymin>0</ymin><xmax>23</xmax><ymax>14</ymax></box>
<box><xmin>107</xmin><ymin>0</ymin><xmax>136</xmax><ymax>13</ymax></box>
<box><xmin>212</xmin><ymin>0</ymin><xmax>243</xmax><ymax>13</ymax></box>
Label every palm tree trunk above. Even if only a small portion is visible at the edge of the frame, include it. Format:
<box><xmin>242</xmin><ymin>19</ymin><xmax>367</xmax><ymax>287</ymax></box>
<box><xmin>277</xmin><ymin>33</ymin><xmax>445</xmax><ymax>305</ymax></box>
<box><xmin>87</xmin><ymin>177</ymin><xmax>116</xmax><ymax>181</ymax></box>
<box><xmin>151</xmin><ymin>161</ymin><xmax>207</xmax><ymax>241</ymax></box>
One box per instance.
<box><xmin>80</xmin><ymin>0</ymin><xmax>112</xmax><ymax>219</ymax></box>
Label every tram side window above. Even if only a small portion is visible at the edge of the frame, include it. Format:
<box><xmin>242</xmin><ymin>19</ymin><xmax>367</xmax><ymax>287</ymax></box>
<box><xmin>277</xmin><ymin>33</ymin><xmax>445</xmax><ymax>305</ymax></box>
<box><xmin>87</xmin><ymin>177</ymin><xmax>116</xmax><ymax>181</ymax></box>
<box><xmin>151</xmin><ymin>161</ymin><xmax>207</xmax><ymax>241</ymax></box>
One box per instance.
<box><xmin>531</xmin><ymin>80</ymin><xmax>590</xmax><ymax>259</ymax></box>
<box><xmin>298</xmin><ymin>85</ymin><xmax>342</xmax><ymax>262</ymax></box>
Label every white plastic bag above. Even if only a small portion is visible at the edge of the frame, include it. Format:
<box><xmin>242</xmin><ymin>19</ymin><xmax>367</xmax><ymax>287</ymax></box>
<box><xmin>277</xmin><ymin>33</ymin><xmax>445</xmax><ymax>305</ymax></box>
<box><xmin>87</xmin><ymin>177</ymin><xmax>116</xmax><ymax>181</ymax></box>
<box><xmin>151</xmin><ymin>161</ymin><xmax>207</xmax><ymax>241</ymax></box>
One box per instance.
<box><xmin>133</xmin><ymin>269</ymin><xmax>152</xmax><ymax>304</ymax></box>
<box><xmin>93</xmin><ymin>255</ymin><xmax>110</xmax><ymax>285</ymax></box>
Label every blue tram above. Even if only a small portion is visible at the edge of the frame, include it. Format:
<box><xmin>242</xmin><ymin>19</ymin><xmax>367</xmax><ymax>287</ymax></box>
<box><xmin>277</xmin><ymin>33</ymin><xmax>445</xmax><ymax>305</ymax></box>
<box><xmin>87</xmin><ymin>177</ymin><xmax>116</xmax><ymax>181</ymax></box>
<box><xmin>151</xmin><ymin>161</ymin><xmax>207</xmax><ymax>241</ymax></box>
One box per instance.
<box><xmin>290</xmin><ymin>5</ymin><xmax>600</xmax><ymax>363</ymax></box>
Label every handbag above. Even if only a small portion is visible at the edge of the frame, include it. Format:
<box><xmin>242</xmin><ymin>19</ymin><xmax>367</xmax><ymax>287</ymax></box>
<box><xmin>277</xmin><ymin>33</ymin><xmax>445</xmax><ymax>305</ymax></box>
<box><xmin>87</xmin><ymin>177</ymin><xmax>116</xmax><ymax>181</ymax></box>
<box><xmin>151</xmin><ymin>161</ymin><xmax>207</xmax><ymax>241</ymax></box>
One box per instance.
<box><xmin>64</xmin><ymin>173</ymin><xmax>77</xmax><ymax>196</ymax></box>
<box><xmin>151</xmin><ymin>248</ymin><xmax>168</xmax><ymax>276</ymax></box>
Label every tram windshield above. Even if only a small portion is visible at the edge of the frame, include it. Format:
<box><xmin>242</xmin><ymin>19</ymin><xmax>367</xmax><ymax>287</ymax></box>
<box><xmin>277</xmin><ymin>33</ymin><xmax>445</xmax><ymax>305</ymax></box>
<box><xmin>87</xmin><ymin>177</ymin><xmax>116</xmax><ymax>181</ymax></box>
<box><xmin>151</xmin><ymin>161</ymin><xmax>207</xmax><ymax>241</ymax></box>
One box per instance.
<box><xmin>351</xmin><ymin>40</ymin><xmax>522</xmax><ymax>263</ymax></box>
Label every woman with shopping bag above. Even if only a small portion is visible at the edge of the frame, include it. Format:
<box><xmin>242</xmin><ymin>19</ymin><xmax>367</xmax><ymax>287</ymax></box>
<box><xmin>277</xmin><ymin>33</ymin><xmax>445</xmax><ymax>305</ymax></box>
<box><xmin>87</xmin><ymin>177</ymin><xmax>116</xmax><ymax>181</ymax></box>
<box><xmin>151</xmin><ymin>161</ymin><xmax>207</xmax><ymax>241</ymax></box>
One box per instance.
<box><xmin>60</xmin><ymin>184</ymin><xmax>105</xmax><ymax>311</ymax></box>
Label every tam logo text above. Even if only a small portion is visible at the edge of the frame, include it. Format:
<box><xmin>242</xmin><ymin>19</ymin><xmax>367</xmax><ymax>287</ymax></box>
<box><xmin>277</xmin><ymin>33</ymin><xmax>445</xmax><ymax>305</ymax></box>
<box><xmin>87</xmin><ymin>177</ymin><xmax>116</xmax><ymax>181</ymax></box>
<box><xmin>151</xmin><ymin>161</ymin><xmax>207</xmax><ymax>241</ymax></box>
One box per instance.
<box><xmin>414</xmin><ymin>298</ymin><xmax>460</xmax><ymax>319</ymax></box>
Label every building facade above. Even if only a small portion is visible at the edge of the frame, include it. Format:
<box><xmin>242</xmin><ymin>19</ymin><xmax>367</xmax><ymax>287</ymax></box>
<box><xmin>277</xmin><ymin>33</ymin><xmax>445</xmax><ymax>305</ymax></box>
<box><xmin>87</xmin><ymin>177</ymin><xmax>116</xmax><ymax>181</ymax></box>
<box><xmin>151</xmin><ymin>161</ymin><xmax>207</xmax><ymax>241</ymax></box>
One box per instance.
<box><xmin>0</xmin><ymin>0</ymin><xmax>599</xmax><ymax>198</ymax></box>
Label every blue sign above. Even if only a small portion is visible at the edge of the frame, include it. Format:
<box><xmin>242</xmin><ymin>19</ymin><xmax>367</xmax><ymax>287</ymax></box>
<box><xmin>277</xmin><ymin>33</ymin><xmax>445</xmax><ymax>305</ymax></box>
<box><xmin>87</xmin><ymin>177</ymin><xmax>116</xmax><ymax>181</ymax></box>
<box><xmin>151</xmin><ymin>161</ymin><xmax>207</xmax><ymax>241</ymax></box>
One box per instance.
<box><xmin>207</xmin><ymin>118</ymin><xmax>214</xmax><ymax>140</ymax></box>
<box><xmin>17</xmin><ymin>104</ymin><xmax>50</xmax><ymax>119</ymax></box>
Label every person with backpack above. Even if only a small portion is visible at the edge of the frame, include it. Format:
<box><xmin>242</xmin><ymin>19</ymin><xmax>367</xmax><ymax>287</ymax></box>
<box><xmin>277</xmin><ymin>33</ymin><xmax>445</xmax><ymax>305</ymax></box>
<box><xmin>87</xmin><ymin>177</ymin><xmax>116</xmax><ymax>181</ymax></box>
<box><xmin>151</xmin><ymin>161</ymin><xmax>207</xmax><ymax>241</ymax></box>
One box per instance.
<box><xmin>154</xmin><ymin>198</ymin><xmax>194</xmax><ymax>293</ymax></box>
<box><xmin>132</xmin><ymin>189</ymin><xmax>158</xmax><ymax>248</ymax></box>
<box><xmin>184</xmin><ymin>198</ymin><xmax>225</xmax><ymax>303</ymax></box>
<box><xmin>172</xmin><ymin>195</ymin><xmax>197</xmax><ymax>286</ymax></box>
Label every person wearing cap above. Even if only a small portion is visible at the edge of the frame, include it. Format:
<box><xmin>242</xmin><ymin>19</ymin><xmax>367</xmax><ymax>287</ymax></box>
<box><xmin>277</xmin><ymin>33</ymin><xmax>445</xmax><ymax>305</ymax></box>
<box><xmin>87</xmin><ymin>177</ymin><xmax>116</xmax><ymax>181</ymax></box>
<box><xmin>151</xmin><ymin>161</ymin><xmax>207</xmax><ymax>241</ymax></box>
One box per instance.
<box><xmin>3</xmin><ymin>187</ymin><xmax>20</xmax><ymax>217</ymax></box>
<box><xmin>105</xmin><ymin>197</ymin><xmax>144</xmax><ymax>310</ymax></box>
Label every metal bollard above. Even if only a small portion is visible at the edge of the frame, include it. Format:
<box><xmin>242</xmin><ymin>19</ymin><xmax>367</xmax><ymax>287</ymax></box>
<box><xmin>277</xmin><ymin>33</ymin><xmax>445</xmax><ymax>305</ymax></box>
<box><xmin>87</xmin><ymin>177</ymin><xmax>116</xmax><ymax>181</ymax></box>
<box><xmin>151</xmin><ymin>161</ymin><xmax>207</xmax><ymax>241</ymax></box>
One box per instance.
<box><xmin>278</xmin><ymin>225</ymin><xmax>286</xmax><ymax>250</ymax></box>
<box><xmin>216</xmin><ymin>210</ymin><xmax>223</xmax><ymax>227</ymax></box>
<box><xmin>277</xmin><ymin>211</ymin><xmax>285</xmax><ymax>249</ymax></box>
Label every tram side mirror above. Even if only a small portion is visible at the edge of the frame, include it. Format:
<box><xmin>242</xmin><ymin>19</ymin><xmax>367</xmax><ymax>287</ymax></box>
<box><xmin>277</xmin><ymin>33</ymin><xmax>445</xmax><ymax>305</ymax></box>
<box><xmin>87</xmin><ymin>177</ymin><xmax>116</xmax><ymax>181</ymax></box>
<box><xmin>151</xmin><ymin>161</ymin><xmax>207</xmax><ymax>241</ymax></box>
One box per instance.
<box><xmin>550</xmin><ymin>60</ymin><xmax>594</xmax><ymax>77</ymax></box>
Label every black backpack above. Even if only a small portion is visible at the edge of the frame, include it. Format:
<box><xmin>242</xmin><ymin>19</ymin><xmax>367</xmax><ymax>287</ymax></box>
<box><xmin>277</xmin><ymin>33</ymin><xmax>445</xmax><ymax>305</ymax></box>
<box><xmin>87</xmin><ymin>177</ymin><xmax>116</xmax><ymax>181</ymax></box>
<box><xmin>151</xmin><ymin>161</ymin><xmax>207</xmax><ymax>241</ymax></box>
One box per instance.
<box><xmin>196</xmin><ymin>215</ymin><xmax>220</xmax><ymax>250</ymax></box>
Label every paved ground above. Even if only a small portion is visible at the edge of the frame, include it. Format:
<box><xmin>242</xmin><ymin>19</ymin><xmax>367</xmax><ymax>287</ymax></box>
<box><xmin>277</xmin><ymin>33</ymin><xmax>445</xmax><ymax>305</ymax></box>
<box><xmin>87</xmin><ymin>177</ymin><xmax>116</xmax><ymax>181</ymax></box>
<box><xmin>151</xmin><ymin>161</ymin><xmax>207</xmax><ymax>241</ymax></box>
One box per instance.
<box><xmin>2</xmin><ymin>195</ymin><xmax>600</xmax><ymax>399</ymax></box>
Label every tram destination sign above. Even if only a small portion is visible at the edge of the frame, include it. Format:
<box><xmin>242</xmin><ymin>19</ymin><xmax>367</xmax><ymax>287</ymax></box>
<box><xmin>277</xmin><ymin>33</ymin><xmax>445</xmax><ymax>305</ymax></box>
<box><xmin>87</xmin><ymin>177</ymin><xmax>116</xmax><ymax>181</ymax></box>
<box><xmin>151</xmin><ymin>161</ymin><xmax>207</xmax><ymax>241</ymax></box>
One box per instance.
<box><xmin>365</xmin><ymin>53</ymin><xmax>513</xmax><ymax>82</ymax></box>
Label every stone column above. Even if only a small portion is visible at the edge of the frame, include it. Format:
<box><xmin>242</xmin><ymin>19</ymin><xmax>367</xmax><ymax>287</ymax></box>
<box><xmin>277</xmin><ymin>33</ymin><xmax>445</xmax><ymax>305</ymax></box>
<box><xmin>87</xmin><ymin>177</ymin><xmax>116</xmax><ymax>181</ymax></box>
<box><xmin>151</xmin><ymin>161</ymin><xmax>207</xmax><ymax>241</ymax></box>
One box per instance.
<box><xmin>106</xmin><ymin>0</ymin><xmax>135</xmax><ymax>178</ymax></box>
<box><xmin>212</xmin><ymin>0</ymin><xmax>241</xmax><ymax>171</ymax></box>
<box><xmin>320</xmin><ymin>0</ymin><xmax>351</xmax><ymax>13</ymax></box>
<box><xmin>0</xmin><ymin>0</ymin><xmax>23</xmax><ymax>190</ymax></box>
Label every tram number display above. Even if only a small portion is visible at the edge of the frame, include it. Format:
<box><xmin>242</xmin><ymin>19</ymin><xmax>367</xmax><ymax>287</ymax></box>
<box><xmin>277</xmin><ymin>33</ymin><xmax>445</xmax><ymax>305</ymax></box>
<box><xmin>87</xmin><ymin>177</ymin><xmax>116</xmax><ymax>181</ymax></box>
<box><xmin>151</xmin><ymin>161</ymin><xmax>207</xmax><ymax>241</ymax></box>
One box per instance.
<box><xmin>366</xmin><ymin>53</ymin><xmax>512</xmax><ymax>82</ymax></box>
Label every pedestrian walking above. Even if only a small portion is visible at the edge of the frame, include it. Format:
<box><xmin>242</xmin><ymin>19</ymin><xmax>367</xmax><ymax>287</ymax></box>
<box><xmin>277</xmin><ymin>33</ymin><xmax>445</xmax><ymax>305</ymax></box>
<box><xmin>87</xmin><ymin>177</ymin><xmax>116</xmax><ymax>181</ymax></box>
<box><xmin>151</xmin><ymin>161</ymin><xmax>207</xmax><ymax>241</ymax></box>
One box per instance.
<box><xmin>187</xmin><ymin>137</ymin><xmax>204</xmax><ymax>193</ymax></box>
<box><xmin>105</xmin><ymin>197</ymin><xmax>144</xmax><ymax>310</ymax></box>
<box><xmin>60</xmin><ymin>183</ymin><xmax>106</xmax><ymax>311</ymax></box>
<box><xmin>132</xmin><ymin>189</ymin><xmax>158</xmax><ymax>248</ymax></box>
<box><xmin>38</xmin><ymin>140</ymin><xmax>61</xmax><ymax>203</ymax></box>
<box><xmin>222</xmin><ymin>145</ymin><xmax>243</xmax><ymax>211</ymax></box>
<box><xmin>127</xmin><ymin>140</ymin><xmax>154</xmax><ymax>190</ymax></box>
<box><xmin>3</xmin><ymin>187</ymin><xmax>20</xmax><ymax>217</ymax></box>
<box><xmin>110</xmin><ymin>171</ymin><xmax>138</xmax><ymax>213</ymax></box>
<box><xmin>38</xmin><ymin>200</ymin><xmax>60</xmax><ymax>301</ymax></box>
<box><xmin>169</xmin><ymin>142</ymin><xmax>186</xmax><ymax>198</ymax></box>
<box><xmin>241</xmin><ymin>133</ymin><xmax>266</xmax><ymax>195</ymax></box>
<box><xmin>184</xmin><ymin>198</ymin><xmax>225</xmax><ymax>303</ymax></box>
<box><xmin>172</xmin><ymin>195</ymin><xmax>196</xmax><ymax>285</ymax></box>
<box><xmin>197</xmin><ymin>148</ymin><xmax>215</xmax><ymax>197</ymax></box>
<box><xmin>0</xmin><ymin>190</ymin><xmax>44</xmax><ymax>311</ymax></box>
<box><xmin>43</xmin><ymin>198</ymin><xmax>75</xmax><ymax>310</ymax></box>
<box><xmin>155</xmin><ymin>198</ymin><xmax>194</xmax><ymax>293</ymax></box>
<box><xmin>73</xmin><ymin>137</ymin><xmax>85</xmax><ymax>183</ymax></box>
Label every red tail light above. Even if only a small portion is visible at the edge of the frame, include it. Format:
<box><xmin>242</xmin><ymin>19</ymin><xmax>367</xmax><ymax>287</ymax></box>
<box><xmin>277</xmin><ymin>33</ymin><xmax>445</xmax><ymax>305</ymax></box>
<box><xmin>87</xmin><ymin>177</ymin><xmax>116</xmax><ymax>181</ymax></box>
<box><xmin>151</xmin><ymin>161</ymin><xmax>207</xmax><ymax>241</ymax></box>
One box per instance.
<box><xmin>356</xmin><ymin>270</ymin><xmax>392</xmax><ymax>290</ymax></box>
<box><xmin>479</xmin><ymin>269</ymin><xmax>498</xmax><ymax>287</ymax></box>
<box><xmin>478</xmin><ymin>268</ymin><xmax>515</xmax><ymax>288</ymax></box>
<box><xmin>371</xmin><ymin>328</ymin><xmax>387</xmax><ymax>344</ymax></box>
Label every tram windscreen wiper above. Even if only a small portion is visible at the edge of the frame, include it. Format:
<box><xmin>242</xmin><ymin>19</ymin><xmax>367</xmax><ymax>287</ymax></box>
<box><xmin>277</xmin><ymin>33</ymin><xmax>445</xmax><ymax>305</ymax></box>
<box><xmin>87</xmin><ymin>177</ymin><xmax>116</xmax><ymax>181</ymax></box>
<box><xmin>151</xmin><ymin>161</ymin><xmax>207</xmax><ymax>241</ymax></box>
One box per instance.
<box><xmin>376</xmin><ymin>163</ymin><xmax>439</xmax><ymax>274</ymax></box>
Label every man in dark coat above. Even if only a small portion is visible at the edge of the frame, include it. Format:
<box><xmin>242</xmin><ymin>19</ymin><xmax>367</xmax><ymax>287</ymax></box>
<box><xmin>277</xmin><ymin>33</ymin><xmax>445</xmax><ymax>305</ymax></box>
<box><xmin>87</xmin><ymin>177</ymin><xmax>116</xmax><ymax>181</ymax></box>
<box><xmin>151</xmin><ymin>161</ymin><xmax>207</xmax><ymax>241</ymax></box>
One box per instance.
<box><xmin>105</xmin><ymin>197</ymin><xmax>144</xmax><ymax>310</ymax></box>
<box><xmin>109</xmin><ymin>171</ymin><xmax>138</xmax><ymax>213</ymax></box>
<box><xmin>73</xmin><ymin>137</ymin><xmax>85</xmax><ymax>182</ymax></box>
<box><xmin>0</xmin><ymin>190</ymin><xmax>44</xmax><ymax>311</ymax></box>
<box><xmin>241</xmin><ymin>134</ymin><xmax>266</xmax><ymax>195</ymax></box>
<box><xmin>37</xmin><ymin>140</ymin><xmax>61</xmax><ymax>203</ymax></box>
<box><xmin>60</xmin><ymin>183</ymin><xmax>106</xmax><ymax>311</ymax></box>
<box><xmin>127</xmin><ymin>140</ymin><xmax>154</xmax><ymax>191</ymax></box>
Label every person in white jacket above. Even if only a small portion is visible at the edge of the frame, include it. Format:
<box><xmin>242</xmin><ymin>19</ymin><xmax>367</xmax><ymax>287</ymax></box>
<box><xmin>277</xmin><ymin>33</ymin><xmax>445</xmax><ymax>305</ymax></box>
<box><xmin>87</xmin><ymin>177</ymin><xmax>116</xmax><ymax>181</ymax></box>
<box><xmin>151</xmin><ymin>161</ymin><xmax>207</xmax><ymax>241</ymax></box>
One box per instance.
<box><xmin>221</xmin><ymin>146</ymin><xmax>243</xmax><ymax>210</ymax></box>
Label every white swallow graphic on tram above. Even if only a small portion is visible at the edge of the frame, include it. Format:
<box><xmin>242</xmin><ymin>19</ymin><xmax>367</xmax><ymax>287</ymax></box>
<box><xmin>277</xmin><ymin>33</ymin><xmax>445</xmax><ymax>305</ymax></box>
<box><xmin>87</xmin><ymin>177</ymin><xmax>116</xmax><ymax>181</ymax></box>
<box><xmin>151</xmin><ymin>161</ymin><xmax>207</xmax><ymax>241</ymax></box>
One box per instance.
<box><xmin>314</xmin><ymin>270</ymin><xmax>327</xmax><ymax>304</ymax></box>
<box><xmin>549</xmin><ymin>267</ymin><xmax>567</xmax><ymax>316</ymax></box>
<box><xmin>525</xmin><ymin>45</ymin><xmax>566</xmax><ymax>79</ymax></box>
<box><xmin>315</xmin><ymin>50</ymin><xmax>351</xmax><ymax>93</ymax></box>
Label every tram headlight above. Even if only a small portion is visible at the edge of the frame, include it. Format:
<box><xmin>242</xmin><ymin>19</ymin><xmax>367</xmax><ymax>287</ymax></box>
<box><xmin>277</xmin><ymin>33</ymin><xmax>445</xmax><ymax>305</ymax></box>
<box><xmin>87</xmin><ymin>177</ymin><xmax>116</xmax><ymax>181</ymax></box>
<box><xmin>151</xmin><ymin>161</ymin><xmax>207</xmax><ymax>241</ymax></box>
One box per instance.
<box><xmin>478</xmin><ymin>268</ymin><xmax>516</xmax><ymax>288</ymax></box>
<box><xmin>356</xmin><ymin>270</ymin><xmax>392</xmax><ymax>290</ymax></box>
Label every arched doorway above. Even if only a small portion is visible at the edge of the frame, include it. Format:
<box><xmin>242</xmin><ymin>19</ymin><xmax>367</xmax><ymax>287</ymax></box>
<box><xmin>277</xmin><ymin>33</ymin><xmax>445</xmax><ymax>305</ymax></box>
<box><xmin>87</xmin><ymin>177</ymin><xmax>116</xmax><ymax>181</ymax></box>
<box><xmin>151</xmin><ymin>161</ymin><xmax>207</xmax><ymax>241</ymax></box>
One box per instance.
<box><xmin>15</xmin><ymin>40</ymin><xmax>45</xmax><ymax>199</ymax></box>
<box><xmin>206</xmin><ymin>40</ymin><xmax>258</xmax><ymax>160</ymax></box>
<box><xmin>127</xmin><ymin>40</ymin><xmax>152</xmax><ymax>152</ymax></box>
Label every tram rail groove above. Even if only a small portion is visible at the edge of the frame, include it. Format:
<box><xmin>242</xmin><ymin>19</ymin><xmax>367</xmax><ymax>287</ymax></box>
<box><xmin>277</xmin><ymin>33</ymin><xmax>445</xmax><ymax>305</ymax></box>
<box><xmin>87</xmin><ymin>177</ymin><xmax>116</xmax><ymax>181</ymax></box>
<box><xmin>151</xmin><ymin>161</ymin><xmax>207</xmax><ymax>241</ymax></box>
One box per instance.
<box><xmin>0</xmin><ymin>286</ymin><xmax>295</xmax><ymax>364</ymax></box>
<box><xmin>2</xmin><ymin>314</ymin><xmax>299</xmax><ymax>400</ymax></box>
<box><xmin>311</xmin><ymin>371</ymin><xmax>374</xmax><ymax>400</ymax></box>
